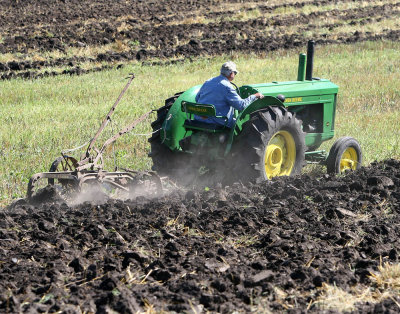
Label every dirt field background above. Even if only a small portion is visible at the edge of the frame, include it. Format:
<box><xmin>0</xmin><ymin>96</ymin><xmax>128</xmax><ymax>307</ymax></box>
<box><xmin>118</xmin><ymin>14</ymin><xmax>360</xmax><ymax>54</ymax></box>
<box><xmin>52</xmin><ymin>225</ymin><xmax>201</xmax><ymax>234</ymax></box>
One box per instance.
<box><xmin>1</xmin><ymin>0</ymin><xmax>400</xmax><ymax>312</ymax></box>
<box><xmin>0</xmin><ymin>0</ymin><xmax>399</xmax><ymax>79</ymax></box>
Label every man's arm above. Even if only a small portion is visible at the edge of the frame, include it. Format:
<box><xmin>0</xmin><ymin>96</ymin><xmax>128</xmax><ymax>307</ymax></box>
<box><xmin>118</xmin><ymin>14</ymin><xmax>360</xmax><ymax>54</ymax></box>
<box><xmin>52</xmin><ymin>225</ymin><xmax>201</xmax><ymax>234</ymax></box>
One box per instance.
<box><xmin>225</xmin><ymin>85</ymin><xmax>263</xmax><ymax>111</ymax></box>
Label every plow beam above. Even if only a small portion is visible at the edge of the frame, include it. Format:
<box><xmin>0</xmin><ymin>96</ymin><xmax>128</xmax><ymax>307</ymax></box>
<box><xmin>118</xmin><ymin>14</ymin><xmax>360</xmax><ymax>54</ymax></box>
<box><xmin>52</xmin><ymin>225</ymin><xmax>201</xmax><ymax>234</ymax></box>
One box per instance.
<box><xmin>27</xmin><ymin>170</ymin><xmax>163</xmax><ymax>202</ymax></box>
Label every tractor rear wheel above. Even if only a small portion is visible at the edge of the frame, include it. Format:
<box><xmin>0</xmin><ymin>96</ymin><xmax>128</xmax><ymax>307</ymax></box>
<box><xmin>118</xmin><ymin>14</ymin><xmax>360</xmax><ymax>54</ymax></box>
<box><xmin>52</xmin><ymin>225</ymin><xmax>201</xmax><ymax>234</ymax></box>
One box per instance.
<box><xmin>326</xmin><ymin>137</ymin><xmax>362</xmax><ymax>174</ymax></box>
<box><xmin>230</xmin><ymin>106</ymin><xmax>306</xmax><ymax>183</ymax></box>
<box><xmin>148</xmin><ymin>94</ymin><xmax>183</xmax><ymax>179</ymax></box>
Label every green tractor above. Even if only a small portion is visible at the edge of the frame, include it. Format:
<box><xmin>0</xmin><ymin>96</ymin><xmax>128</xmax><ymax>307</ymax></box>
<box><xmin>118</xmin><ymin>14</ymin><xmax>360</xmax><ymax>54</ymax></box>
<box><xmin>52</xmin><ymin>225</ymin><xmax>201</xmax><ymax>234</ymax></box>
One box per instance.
<box><xmin>149</xmin><ymin>41</ymin><xmax>362</xmax><ymax>185</ymax></box>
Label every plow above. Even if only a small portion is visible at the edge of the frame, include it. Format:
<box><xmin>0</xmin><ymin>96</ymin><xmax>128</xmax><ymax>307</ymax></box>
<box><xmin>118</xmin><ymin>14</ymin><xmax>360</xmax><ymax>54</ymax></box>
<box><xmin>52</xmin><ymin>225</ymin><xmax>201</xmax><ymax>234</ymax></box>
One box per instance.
<box><xmin>27</xmin><ymin>74</ymin><xmax>163</xmax><ymax>202</ymax></box>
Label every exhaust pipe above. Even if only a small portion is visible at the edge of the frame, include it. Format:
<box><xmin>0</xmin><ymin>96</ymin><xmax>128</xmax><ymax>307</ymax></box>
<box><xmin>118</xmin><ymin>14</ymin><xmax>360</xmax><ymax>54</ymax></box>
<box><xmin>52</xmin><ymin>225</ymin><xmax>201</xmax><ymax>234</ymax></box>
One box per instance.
<box><xmin>306</xmin><ymin>40</ymin><xmax>315</xmax><ymax>81</ymax></box>
<box><xmin>297</xmin><ymin>53</ymin><xmax>306</xmax><ymax>81</ymax></box>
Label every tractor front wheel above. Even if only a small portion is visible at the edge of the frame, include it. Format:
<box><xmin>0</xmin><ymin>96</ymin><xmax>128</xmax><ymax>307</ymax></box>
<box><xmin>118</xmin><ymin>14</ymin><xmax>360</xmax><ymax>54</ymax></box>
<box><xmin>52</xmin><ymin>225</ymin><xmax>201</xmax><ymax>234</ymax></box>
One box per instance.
<box><xmin>326</xmin><ymin>137</ymin><xmax>362</xmax><ymax>174</ymax></box>
<box><xmin>230</xmin><ymin>106</ymin><xmax>306</xmax><ymax>183</ymax></box>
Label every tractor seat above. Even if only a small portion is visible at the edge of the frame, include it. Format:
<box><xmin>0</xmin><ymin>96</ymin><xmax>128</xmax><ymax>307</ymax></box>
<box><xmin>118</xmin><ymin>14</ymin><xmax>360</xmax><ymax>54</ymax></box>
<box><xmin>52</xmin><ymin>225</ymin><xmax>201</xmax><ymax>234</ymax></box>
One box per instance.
<box><xmin>181</xmin><ymin>101</ymin><xmax>229</xmax><ymax>132</ymax></box>
<box><xmin>183</xmin><ymin>119</ymin><xmax>226</xmax><ymax>131</ymax></box>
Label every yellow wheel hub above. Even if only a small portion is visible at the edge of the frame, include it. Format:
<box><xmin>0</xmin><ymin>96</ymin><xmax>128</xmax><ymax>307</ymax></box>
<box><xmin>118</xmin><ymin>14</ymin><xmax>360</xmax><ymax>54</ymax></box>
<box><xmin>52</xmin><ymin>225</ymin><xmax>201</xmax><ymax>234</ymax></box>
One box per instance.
<box><xmin>339</xmin><ymin>147</ymin><xmax>358</xmax><ymax>172</ymax></box>
<box><xmin>264</xmin><ymin>131</ymin><xmax>296</xmax><ymax>179</ymax></box>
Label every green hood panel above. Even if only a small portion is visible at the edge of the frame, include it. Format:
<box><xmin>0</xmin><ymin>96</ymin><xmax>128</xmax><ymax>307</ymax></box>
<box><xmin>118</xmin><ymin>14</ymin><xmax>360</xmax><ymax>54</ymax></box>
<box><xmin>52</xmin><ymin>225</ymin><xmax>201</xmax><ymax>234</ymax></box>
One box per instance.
<box><xmin>240</xmin><ymin>79</ymin><xmax>339</xmax><ymax>100</ymax></box>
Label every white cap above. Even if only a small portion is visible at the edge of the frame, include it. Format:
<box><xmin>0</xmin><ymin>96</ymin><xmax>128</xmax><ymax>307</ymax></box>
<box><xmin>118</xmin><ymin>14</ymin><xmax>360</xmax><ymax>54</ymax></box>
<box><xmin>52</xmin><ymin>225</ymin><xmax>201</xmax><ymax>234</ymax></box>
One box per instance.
<box><xmin>221</xmin><ymin>61</ymin><xmax>239</xmax><ymax>76</ymax></box>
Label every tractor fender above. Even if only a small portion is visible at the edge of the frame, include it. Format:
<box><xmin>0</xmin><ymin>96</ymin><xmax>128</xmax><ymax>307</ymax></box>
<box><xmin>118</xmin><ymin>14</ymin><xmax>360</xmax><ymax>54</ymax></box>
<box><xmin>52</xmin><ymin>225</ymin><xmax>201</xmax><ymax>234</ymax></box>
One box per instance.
<box><xmin>162</xmin><ymin>85</ymin><xmax>201</xmax><ymax>150</ymax></box>
<box><xmin>224</xmin><ymin>96</ymin><xmax>285</xmax><ymax>155</ymax></box>
<box><xmin>237</xmin><ymin>96</ymin><xmax>284</xmax><ymax>120</ymax></box>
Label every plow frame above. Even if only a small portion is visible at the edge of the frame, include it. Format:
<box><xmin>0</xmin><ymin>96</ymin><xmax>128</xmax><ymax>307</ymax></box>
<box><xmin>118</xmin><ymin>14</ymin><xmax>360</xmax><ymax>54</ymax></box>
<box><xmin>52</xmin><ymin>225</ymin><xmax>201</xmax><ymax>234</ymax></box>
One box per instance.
<box><xmin>27</xmin><ymin>74</ymin><xmax>162</xmax><ymax>201</ymax></box>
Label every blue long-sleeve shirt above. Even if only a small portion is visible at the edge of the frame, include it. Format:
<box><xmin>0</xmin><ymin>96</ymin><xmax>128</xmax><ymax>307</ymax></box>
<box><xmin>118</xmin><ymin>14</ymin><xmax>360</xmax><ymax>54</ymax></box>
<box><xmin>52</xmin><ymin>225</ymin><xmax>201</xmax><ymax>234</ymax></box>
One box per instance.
<box><xmin>195</xmin><ymin>75</ymin><xmax>257</xmax><ymax>128</ymax></box>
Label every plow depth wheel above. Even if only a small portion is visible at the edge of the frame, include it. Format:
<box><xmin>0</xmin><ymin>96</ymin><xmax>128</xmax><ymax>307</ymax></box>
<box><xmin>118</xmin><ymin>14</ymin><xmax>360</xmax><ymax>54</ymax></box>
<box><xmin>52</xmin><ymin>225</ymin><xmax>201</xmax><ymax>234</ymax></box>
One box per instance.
<box><xmin>264</xmin><ymin>130</ymin><xmax>296</xmax><ymax>179</ymax></box>
<box><xmin>48</xmin><ymin>156</ymin><xmax>78</xmax><ymax>185</ymax></box>
<box><xmin>327</xmin><ymin>137</ymin><xmax>362</xmax><ymax>174</ymax></box>
<box><xmin>47</xmin><ymin>156</ymin><xmax>79</xmax><ymax>200</ymax></box>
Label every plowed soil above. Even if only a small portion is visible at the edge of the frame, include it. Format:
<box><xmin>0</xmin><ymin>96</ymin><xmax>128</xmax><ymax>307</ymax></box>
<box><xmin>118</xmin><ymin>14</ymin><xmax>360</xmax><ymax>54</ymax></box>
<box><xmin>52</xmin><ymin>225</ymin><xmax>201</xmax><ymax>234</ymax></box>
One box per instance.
<box><xmin>2</xmin><ymin>0</ymin><xmax>400</xmax><ymax>312</ymax></box>
<box><xmin>1</xmin><ymin>0</ymin><xmax>399</xmax><ymax>79</ymax></box>
<box><xmin>1</xmin><ymin>159</ymin><xmax>400</xmax><ymax>312</ymax></box>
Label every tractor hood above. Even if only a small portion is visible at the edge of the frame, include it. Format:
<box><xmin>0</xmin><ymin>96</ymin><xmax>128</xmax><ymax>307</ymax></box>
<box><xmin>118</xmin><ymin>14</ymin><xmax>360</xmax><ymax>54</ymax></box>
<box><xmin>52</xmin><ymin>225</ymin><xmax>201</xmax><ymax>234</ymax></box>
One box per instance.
<box><xmin>240</xmin><ymin>79</ymin><xmax>338</xmax><ymax>105</ymax></box>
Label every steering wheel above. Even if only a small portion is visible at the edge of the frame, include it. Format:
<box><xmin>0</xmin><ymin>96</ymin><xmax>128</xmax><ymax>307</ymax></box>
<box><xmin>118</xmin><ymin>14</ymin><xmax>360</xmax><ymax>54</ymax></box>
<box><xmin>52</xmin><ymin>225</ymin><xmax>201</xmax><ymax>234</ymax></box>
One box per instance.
<box><xmin>230</xmin><ymin>82</ymin><xmax>240</xmax><ymax>95</ymax></box>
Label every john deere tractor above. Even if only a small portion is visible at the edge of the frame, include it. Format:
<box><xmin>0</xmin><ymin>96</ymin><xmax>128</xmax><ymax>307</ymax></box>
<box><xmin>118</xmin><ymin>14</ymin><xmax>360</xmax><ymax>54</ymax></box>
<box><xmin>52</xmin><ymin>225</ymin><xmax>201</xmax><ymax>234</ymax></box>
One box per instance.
<box><xmin>149</xmin><ymin>41</ymin><xmax>362</xmax><ymax>184</ymax></box>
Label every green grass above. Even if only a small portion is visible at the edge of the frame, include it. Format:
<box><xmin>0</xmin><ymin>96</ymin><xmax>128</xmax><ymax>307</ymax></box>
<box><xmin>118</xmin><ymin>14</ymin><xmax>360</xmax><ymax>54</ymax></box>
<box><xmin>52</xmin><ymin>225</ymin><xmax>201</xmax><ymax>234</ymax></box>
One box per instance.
<box><xmin>1</xmin><ymin>40</ymin><xmax>400</xmax><ymax>205</ymax></box>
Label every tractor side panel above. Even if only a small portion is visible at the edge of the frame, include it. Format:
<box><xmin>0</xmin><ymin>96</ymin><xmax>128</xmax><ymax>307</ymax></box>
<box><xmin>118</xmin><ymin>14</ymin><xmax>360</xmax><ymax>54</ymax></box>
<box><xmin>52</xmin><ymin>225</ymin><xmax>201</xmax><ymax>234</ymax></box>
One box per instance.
<box><xmin>233</xmin><ymin>96</ymin><xmax>284</xmax><ymax>131</ymax></box>
<box><xmin>161</xmin><ymin>85</ymin><xmax>201</xmax><ymax>151</ymax></box>
<box><xmin>286</xmin><ymin>94</ymin><xmax>337</xmax><ymax>149</ymax></box>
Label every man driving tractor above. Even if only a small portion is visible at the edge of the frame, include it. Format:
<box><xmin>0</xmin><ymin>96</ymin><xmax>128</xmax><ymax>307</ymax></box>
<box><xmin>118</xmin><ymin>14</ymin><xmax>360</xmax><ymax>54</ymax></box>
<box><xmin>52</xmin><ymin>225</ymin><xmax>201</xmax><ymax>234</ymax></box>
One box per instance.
<box><xmin>195</xmin><ymin>61</ymin><xmax>264</xmax><ymax>128</ymax></box>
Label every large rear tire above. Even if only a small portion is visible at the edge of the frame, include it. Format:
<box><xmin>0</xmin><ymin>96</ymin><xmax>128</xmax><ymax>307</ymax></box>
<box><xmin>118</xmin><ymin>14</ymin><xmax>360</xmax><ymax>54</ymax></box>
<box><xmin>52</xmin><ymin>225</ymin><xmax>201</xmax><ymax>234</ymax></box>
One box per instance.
<box><xmin>326</xmin><ymin>136</ymin><xmax>362</xmax><ymax>174</ymax></box>
<box><xmin>230</xmin><ymin>106</ymin><xmax>306</xmax><ymax>183</ymax></box>
<box><xmin>148</xmin><ymin>94</ymin><xmax>184</xmax><ymax>179</ymax></box>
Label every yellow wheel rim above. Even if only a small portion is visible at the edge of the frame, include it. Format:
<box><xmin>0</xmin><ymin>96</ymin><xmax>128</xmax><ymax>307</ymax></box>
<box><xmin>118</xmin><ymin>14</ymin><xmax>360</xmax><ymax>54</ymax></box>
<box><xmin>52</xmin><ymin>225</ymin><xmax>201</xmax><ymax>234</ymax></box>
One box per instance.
<box><xmin>340</xmin><ymin>147</ymin><xmax>358</xmax><ymax>172</ymax></box>
<box><xmin>264</xmin><ymin>131</ymin><xmax>296</xmax><ymax>179</ymax></box>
